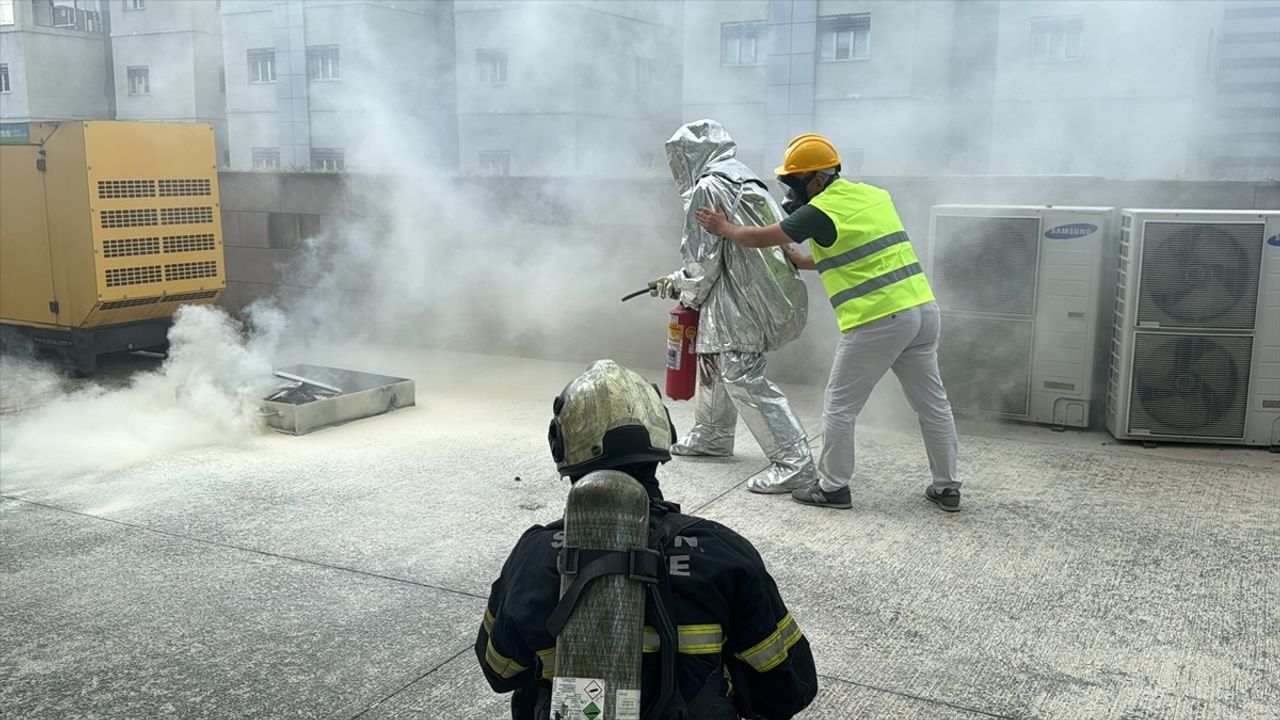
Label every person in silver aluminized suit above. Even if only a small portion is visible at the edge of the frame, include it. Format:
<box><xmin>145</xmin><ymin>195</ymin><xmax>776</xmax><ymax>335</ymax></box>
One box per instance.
<box><xmin>647</xmin><ymin>119</ymin><xmax>815</xmax><ymax>494</ymax></box>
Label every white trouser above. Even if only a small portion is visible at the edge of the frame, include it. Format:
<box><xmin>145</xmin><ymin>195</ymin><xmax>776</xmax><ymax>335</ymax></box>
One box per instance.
<box><xmin>817</xmin><ymin>302</ymin><xmax>960</xmax><ymax>493</ymax></box>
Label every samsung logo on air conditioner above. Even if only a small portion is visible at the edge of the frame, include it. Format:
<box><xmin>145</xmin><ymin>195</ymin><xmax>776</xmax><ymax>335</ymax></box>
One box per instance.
<box><xmin>1267</xmin><ymin>234</ymin><xmax>1280</xmax><ymax>247</ymax></box>
<box><xmin>1044</xmin><ymin>223</ymin><xmax>1098</xmax><ymax>240</ymax></box>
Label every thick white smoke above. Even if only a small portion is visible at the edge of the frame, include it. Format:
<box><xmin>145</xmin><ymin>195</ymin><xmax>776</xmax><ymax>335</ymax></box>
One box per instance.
<box><xmin>0</xmin><ymin>306</ymin><xmax>276</xmax><ymax>485</ymax></box>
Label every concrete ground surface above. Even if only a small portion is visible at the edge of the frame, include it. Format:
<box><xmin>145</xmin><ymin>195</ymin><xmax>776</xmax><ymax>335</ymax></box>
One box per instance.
<box><xmin>1</xmin><ymin>349</ymin><xmax>1277</xmax><ymax>720</ymax></box>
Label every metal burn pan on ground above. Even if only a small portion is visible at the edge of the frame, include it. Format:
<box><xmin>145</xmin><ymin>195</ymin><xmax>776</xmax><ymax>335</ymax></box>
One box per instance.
<box><xmin>262</xmin><ymin>363</ymin><xmax>415</xmax><ymax>435</ymax></box>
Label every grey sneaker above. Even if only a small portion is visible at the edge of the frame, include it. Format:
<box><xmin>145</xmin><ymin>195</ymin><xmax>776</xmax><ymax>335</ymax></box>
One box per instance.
<box><xmin>925</xmin><ymin>486</ymin><xmax>961</xmax><ymax>512</ymax></box>
<box><xmin>791</xmin><ymin>484</ymin><xmax>852</xmax><ymax>509</ymax></box>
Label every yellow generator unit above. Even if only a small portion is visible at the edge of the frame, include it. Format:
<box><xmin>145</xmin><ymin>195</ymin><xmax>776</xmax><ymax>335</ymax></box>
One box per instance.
<box><xmin>0</xmin><ymin>121</ymin><xmax>225</xmax><ymax>373</ymax></box>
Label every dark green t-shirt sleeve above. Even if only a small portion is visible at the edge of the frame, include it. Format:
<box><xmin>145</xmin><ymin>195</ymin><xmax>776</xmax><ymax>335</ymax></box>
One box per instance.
<box><xmin>779</xmin><ymin>204</ymin><xmax>838</xmax><ymax>247</ymax></box>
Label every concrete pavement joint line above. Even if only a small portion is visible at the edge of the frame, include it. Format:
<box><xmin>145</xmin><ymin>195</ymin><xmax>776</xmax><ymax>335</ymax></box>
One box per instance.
<box><xmin>0</xmin><ymin>495</ymin><xmax>487</xmax><ymax>601</ymax></box>
<box><xmin>345</xmin><ymin>645</ymin><xmax>473</xmax><ymax>720</ymax></box>
<box><xmin>816</xmin><ymin>673</ymin><xmax>1016</xmax><ymax>720</ymax></box>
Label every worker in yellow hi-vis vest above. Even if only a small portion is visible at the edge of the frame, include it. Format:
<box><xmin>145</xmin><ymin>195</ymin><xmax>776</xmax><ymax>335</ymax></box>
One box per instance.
<box><xmin>696</xmin><ymin>133</ymin><xmax>963</xmax><ymax>512</ymax></box>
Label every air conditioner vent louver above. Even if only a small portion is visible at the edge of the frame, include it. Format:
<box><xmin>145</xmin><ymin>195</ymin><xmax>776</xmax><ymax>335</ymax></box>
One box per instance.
<box><xmin>1136</xmin><ymin>222</ymin><xmax>1263</xmax><ymax>330</ymax></box>
<box><xmin>1127</xmin><ymin>333</ymin><xmax>1251</xmax><ymax>439</ymax></box>
<box><xmin>937</xmin><ymin>316</ymin><xmax>1034</xmax><ymax>416</ymax></box>
<box><xmin>931</xmin><ymin>215</ymin><xmax>1040</xmax><ymax>316</ymax></box>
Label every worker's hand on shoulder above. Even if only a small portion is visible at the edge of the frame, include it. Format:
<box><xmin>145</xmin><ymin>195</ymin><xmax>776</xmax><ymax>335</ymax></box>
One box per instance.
<box><xmin>782</xmin><ymin>243</ymin><xmax>815</xmax><ymax>270</ymax></box>
<box><xmin>696</xmin><ymin>204</ymin><xmax>731</xmax><ymax>236</ymax></box>
<box><xmin>648</xmin><ymin>274</ymin><xmax>678</xmax><ymax>299</ymax></box>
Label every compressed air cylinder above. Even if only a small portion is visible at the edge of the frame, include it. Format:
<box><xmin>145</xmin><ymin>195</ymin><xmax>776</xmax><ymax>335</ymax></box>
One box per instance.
<box><xmin>551</xmin><ymin>470</ymin><xmax>649</xmax><ymax>720</ymax></box>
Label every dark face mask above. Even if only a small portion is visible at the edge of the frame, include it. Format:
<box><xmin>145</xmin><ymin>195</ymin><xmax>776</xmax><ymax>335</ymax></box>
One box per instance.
<box><xmin>779</xmin><ymin>174</ymin><xmax>814</xmax><ymax>214</ymax></box>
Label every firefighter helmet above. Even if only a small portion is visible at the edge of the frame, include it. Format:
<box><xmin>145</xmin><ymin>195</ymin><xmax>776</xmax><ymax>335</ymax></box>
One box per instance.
<box><xmin>774</xmin><ymin>133</ymin><xmax>842</xmax><ymax>176</ymax></box>
<box><xmin>548</xmin><ymin>359</ymin><xmax>675</xmax><ymax>479</ymax></box>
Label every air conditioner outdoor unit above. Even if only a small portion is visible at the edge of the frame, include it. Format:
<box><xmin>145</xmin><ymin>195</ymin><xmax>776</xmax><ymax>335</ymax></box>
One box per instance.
<box><xmin>1106</xmin><ymin>209</ymin><xmax>1280</xmax><ymax>449</ymax></box>
<box><xmin>52</xmin><ymin>5</ymin><xmax>75</xmax><ymax>27</ymax></box>
<box><xmin>927</xmin><ymin>205</ymin><xmax>1117</xmax><ymax>428</ymax></box>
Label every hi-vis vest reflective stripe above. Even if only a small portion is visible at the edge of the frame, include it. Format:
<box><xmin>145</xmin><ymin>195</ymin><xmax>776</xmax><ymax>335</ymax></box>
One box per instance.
<box><xmin>806</xmin><ymin>179</ymin><xmax>935</xmax><ymax>332</ymax></box>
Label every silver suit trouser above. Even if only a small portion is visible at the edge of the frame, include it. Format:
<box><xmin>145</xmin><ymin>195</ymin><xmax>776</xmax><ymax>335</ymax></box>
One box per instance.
<box><xmin>674</xmin><ymin>351</ymin><xmax>815</xmax><ymax>492</ymax></box>
<box><xmin>818</xmin><ymin>302</ymin><xmax>961</xmax><ymax>493</ymax></box>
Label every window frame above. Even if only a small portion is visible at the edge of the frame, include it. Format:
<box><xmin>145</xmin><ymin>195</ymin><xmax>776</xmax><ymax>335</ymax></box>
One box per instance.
<box><xmin>310</xmin><ymin>148</ymin><xmax>345</xmax><ymax>172</ymax></box>
<box><xmin>126</xmin><ymin>65</ymin><xmax>150</xmax><ymax>96</ymax></box>
<box><xmin>818</xmin><ymin>13</ymin><xmax>872</xmax><ymax>62</ymax></box>
<box><xmin>247</xmin><ymin>48</ymin><xmax>276</xmax><ymax>84</ymax></box>
<box><xmin>125</xmin><ymin>0</ymin><xmax>145</xmax><ymax>10</ymax></box>
<box><xmin>306</xmin><ymin>44</ymin><xmax>340</xmax><ymax>82</ymax></box>
<box><xmin>476</xmin><ymin>48</ymin><xmax>508</xmax><ymax>85</ymax></box>
<box><xmin>478</xmin><ymin>150</ymin><xmax>511</xmax><ymax>176</ymax></box>
<box><xmin>721</xmin><ymin>20</ymin><xmax>766</xmax><ymax>67</ymax></box>
<box><xmin>0</xmin><ymin>63</ymin><xmax>10</xmax><ymax>94</ymax></box>
<box><xmin>0</xmin><ymin>0</ymin><xmax>15</xmax><ymax>26</ymax></box>
<box><xmin>1029</xmin><ymin>16</ymin><xmax>1084</xmax><ymax>63</ymax></box>
<box><xmin>251</xmin><ymin>147</ymin><xmax>281</xmax><ymax>171</ymax></box>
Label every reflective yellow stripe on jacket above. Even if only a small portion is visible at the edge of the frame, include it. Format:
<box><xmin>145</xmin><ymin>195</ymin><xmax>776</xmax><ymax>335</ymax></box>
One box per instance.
<box><xmin>482</xmin><ymin>608</ymin><xmax>528</xmax><ymax>679</ymax></box>
<box><xmin>536</xmin><ymin>624</ymin><xmax>726</xmax><ymax>679</ymax></box>
<box><xmin>807</xmin><ymin>179</ymin><xmax>934</xmax><ymax>332</ymax></box>
<box><xmin>734</xmin><ymin>613</ymin><xmax>804</xmax><ymax>673</ymax></box>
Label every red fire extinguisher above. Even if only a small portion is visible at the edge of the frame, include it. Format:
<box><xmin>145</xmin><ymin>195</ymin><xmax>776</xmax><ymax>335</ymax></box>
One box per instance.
<box><xmin>666</xmin><ymin>304</ymin><xmax>699</xmax><ymax>401</ymax></box>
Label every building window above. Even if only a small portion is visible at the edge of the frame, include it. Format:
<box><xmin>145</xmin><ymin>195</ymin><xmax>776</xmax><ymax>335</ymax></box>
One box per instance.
<box><xmin>721</xmin><ymin>21</ymin><xmax>765</xmax><ymax>66</ymax></box>
<box><xmin>248</xmin><ymin>48</ymin><xmax>276</xmax><ymax>84</ymax></box>
<box><xmin>251</xmin><ymin>147</ymin><xmax>280</xmax><ymax>170</ymax></box>
<box><xmin>477</xmin><ymin>49</ymin><xmax>507</xmax><ymax>85</ymax></box>
<box><xmin>268</xmin><ymin>213</ymin><xmax>321</xmax><ymax>250</ymax></box>
<box><xmin>1030</xmin><ymin>17</ymin><xmax>1083</xmax><ymax>62</ymax></box>
<box><xmin>307</xmin><ymin>45</ymin><xmax>340</xmax><ymax>81</ymax></box>
<box><xmin>311</xmin><ymin>148</ymin><xmax>344</xmax><ymax>172</ymax></box>
<box><xmin>0</xmin><ymin>0</ymin><xmax>14</xmax><ymax>26</ymax></box>
<box><xmin>819</xmin><ymin>14</ymin><xmax>871</xmax><ymax>61</ymax></box>
<box><xmin>0</xmin><ymin>64</ymin><xmax>9</xmax><ymax>93</ymax></box>
<box><xmin>32</xmin><ymin>0</ymin><xmax>98</xmax><ymax>30</ymax></box>
<box><xmin>125</xmin><ymin>0</ymin><xmax>145</xmax><ymax>9</ymax></box>
<box><xmin>479</xmin><ymin>150</ymin><xmax>510</xmax><ymax>176</ymax></box>
<box><xmin>127</xmin><ymin>66</ymin><xmax>150</xmax><ymax>96</ymax></box>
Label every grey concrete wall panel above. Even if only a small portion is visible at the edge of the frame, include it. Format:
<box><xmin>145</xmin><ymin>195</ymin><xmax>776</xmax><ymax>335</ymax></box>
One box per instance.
<box><xmin>218</xmin><ymin>172</ymin><xmax>284</xmax><ymax>213</ymax></box>
<box><xmin>764</xmin><ymin>0</ymin><xmax>816</xmax><ymax>164</ymax></box>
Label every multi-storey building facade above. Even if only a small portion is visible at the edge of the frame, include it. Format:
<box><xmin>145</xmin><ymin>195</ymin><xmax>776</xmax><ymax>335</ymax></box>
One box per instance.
<box><xmin>0</xmin><ymin>0</ymin><xmax>112</xmax><ymax>123</ymax></box>
<box><xmin>684</xmin><ymin>0</ymin><xmax>1279</xmax><ymax>180</ymax></box>
<box><xmin>220</xmin><ymin>0</ymin><xmax>456</xmax><ymax>172</ymax></box>
<box><xmin>110</xmin><ymin>0</ymin><xmax>227</xmax><ymax>165</ymax></box>
<box><xmin>453</xmin><ymin>0</ymin><xmax>682</xmax><ymax>177</ymax></box>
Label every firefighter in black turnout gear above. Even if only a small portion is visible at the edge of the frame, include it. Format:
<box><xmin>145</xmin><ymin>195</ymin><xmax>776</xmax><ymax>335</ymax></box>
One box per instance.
<box><xmin>477</xmin><ymin>359</ymin><xmax>818</xmax><ymax>719</ymax></box>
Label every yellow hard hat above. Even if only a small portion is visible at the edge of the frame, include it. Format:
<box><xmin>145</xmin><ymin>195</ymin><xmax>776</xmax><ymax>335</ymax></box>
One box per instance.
<box><xmin>775</xmin><ymin>133</ymin><xmax>841</xmax><ymax>176</ymax></box>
